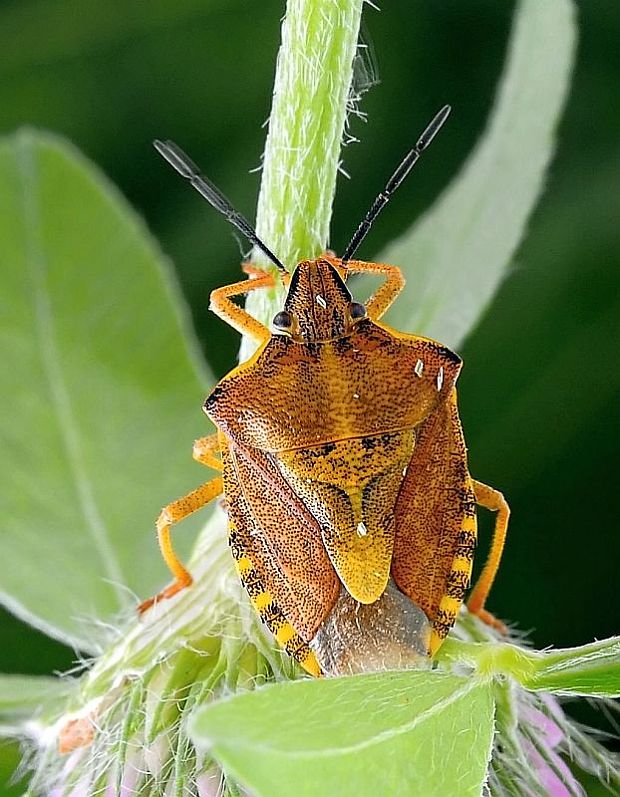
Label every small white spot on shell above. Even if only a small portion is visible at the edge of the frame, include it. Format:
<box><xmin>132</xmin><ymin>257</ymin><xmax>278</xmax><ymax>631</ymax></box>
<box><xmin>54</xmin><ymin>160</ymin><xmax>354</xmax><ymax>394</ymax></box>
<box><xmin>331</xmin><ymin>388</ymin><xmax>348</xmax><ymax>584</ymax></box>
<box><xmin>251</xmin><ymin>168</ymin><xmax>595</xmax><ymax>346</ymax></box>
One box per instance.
<box><xmin>402</xmin><ymin>465</ymin><xmax>408</xmax><ymax>477</ymax></box>
<box><xmin>316</xmin><ymin>294</ymin><xmax>327</xmax><ymax>309</ymax></box>
<box><xmin>353</xmin><ymin>392</ymin><xmax>360</xmax><ymax>399</ymax></box>
<box><xmin>436</xmin><ymin>366</ymin><xmax>444</xmax><ymax>391</ymax></box>
<box><xmin>414</xmin><ymin>359</ymin><xmax>424</xmax><ymax>377</ymax></box>
<box><xmin>357</xmin><ymin>521</ymin><xmax>367</xmax><ymax>537</ymax></box>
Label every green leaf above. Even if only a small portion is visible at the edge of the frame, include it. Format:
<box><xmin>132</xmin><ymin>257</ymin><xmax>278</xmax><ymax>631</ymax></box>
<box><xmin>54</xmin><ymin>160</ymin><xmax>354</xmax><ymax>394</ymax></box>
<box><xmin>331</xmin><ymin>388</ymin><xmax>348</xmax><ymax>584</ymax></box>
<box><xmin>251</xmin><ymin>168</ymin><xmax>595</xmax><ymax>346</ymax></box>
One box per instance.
<box><xmin>0</xmin><ymin>130</ymin><xmax>213</xmax><ymax>652</ymax></box>
<box><xmin>379</xmin><ymin>0</ymin><xmax>577</xmax><ymax>348</ymax></box>
<box><xmin>521</xmin><ymin>637</ymin><xmax>620</xmax><ymax>698</ymax></box>
<box><xmin>0</xmin><ymin>674</ymin><xmax>73</xmax><ymax>732</ymax></box>
<box><xmin>191</xmin><ymin>671</ymin><xmax>495</xmax><ymax>797</ymax></box>
<box><xmin>0</xmin><ymin>741</ymin><xmax>25</xmax><ymax>797</ymax></box>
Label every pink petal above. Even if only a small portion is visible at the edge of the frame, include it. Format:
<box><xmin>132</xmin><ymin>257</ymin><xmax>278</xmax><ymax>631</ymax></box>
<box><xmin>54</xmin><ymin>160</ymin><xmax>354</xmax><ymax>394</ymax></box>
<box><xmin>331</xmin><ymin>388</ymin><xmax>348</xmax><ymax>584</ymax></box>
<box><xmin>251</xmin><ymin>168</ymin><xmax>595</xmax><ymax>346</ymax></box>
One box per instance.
<box><xmin>196</xmin><ymin>768</ymin><xmax>225</xmax><ymax>797</ymax></box>
<box><xmin>523</xmin><ymin>739</ymin><xmax>585</xmax><ymax>797</ymax></box>
<box><xmin>521</xmin><ymin>704</ymin><xmax>564</xmax><ymax>748</ymax></box>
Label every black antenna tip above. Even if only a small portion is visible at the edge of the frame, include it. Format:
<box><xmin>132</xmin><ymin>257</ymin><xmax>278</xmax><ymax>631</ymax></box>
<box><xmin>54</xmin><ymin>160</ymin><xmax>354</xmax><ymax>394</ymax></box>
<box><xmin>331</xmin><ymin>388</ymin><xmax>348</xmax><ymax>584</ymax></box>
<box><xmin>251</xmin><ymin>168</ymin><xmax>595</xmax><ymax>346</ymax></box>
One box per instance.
<box><xmin>341</xmin><ymin>104</ymin><xmax>452</xmax><ymax>263</ymax></box>
<box><xmin>153</xmin><ymin>139</ymin><xmax>200</xmax><ymax>179</ymax></box>
<box><xmin>153</xmin><ymin>138</ymin><xmax>289</xmax><ymax>276</ymax></box>
<box><xmin>417</xmin><ymin>104</ymin><xmax>451</xmax><ymax>152</ymax></box>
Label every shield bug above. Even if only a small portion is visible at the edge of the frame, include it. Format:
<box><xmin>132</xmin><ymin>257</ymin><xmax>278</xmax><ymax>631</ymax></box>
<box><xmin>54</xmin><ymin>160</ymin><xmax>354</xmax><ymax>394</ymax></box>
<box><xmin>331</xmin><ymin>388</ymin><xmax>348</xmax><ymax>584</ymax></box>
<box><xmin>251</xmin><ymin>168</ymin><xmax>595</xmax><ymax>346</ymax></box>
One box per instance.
<box><xmin>139</xmin><ymin>106</ymin><xmax>510</xmax><ymax>677</ymax></box>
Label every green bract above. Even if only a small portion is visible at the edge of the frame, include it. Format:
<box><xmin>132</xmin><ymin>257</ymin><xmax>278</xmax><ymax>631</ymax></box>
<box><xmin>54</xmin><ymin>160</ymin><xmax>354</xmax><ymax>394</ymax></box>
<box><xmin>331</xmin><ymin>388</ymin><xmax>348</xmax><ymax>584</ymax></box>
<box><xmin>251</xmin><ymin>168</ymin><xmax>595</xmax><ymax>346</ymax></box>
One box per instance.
<box><xmin>192</xmin><ymin>671</ymin><xmax>495</xmax><ymax>797</ymax></box>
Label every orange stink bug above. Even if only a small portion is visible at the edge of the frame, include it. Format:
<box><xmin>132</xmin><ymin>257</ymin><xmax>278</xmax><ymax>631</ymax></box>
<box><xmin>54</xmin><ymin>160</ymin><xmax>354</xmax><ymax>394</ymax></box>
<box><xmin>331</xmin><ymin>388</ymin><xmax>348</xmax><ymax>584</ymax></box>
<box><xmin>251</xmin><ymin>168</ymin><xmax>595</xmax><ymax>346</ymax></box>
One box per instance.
<box><xmin>139</xmin><ymin>107</ymin><xmax>510</xmax><ymax>677</ymax></box>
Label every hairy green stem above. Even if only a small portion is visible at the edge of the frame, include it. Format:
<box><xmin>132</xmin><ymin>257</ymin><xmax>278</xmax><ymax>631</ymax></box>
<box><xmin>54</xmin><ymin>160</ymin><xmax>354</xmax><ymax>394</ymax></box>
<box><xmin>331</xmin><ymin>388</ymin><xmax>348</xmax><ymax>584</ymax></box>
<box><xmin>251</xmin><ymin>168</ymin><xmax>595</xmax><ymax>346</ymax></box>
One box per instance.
<box><xmin>239</xmin><ymin>0</ymin><xmax>364</xmax><ymax>361</ymax></box>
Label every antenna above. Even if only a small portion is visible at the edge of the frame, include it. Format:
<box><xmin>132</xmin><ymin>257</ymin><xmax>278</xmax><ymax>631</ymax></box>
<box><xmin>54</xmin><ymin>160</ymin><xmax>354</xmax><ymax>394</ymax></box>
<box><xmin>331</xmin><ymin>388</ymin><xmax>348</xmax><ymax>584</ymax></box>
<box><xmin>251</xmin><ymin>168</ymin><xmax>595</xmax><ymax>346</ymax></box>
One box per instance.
<box><xmin>341</xmin><ymin>104</ymin><xmax>451</xmax><ymax>263</ymax></box>
<box><xmin>154</xmin><ymin>139</ymin><xmax>287</xmax><ymax>274</ymax></box>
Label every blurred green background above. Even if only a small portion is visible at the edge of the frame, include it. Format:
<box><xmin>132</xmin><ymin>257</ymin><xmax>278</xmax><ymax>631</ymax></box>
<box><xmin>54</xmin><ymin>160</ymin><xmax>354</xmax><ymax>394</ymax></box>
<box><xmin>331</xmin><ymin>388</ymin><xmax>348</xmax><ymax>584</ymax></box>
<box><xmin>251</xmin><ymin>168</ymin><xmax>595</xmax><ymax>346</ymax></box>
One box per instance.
<box><xmin>0</xmin><ymin>0</ymin><xmax>618</xmax><ymax>789</ymax></box>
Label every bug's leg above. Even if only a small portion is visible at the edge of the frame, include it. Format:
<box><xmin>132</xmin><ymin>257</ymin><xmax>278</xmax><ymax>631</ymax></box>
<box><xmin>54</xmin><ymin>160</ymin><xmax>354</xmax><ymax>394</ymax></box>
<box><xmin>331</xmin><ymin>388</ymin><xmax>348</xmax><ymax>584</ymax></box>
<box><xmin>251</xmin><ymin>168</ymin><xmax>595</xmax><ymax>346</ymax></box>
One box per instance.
<box><xmin>210</xmin><ymin>268</ymin><xmax>276</xmax><ymax>343</ymax></box>
<box><xmin>241</xmin><ymin>261</ymin><xmax>270</xmax><ymax>279</ymax></box>
<box><xmin>466</xmin><ymin>480</ymin><xmax>510</xmax><ymax>631</ymax></box>
<box><xmin>138</xmin><ymin>476</ymin><xmax>223</xmax><ymax>613</ymax></box>
<box><xmin>193</xmin><ymin>433</ymin><xmax>222</xmax><ymax>472</ymax></box>
<box><xmin>341</xmin><ymin>259</ymin><xmax>406</xmax><ymax>319</ymax></box>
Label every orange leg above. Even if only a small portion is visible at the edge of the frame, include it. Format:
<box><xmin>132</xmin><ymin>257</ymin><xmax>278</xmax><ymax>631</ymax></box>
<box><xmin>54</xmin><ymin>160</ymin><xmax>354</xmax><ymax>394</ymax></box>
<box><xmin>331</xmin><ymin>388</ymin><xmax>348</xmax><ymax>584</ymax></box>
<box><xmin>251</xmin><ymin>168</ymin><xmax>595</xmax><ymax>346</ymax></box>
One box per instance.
<box><xmin>467</xmin><ymin>480</ymin><xmax>510</xmax><ymax>632</ymax></box>
<box><xmin>138</xmin><ymin>476</ymin><xmax>223</xmax><ymax>613</ymax></box>
<box><xmin>240</xmin><ymin>261</ymin><xmax>277</xmax><ymax>279</ymax></box>
<box><xmin>341</xmin><ymin>258</ymin><xmax>406</xmax><ymax>320</ymax></box>
<box><xmin>193</xmin><ymin>433</ymin><xmax>222</xmax><ymax>472</ymax></box>
<box><xmin>209</xmin><ymin>266</ymin><xmax>276</xmax><ymax>343</ymax></box>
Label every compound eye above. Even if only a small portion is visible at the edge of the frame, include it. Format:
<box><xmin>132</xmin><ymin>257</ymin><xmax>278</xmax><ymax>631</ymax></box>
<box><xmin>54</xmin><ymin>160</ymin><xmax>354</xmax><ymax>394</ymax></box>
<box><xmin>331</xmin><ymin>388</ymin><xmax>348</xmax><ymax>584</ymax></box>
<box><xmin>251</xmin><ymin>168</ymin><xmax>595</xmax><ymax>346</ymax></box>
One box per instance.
<box><xmin>349</xmin><ymin>302</ymin><xmax>367</xmax><ymax>320</ymax></box>
<box><xmin>272</xmin><ymin>310</ymin><xmax>293</xmax><ymax>332</ymax></box>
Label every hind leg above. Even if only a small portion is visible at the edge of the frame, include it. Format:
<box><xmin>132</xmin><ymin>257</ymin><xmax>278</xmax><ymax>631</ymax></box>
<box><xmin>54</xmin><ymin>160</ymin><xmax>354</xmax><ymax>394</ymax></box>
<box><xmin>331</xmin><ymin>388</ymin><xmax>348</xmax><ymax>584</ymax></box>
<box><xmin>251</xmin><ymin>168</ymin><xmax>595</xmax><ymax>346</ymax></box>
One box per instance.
<box><xmin>467</xmin><ymin>480</ymin><xmax>510</xmax><ymax>632</ymax></box>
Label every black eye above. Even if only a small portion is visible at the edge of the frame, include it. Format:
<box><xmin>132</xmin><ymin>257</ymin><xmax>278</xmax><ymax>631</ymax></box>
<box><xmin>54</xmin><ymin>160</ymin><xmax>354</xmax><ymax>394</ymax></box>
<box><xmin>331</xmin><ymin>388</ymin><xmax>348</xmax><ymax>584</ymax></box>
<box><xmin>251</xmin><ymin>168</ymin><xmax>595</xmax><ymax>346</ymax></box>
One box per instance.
<box><xmin>273</xmin><ymin>310</ymin><xmax>293</xmax><ymax>330</ymax></box>
<box><xmin>349</xmin><ymin>302</ymin><xmax>367</xmax><ymax>320</ymax></box>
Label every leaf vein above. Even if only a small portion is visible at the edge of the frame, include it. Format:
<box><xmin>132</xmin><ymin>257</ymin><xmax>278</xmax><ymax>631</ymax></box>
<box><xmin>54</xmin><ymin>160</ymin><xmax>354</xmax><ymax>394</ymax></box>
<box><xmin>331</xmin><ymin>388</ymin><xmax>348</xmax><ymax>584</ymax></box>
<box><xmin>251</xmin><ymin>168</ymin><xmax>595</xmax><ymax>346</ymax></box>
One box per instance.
<box><xmin>16</xmin><ymin>135</ymin><xmax>126</xmax><ymax>605</ymax></box>
<box><xmin>224</xmin><ymin>677</ymin><xmax>481</xmax><ymax>759</ymax></box>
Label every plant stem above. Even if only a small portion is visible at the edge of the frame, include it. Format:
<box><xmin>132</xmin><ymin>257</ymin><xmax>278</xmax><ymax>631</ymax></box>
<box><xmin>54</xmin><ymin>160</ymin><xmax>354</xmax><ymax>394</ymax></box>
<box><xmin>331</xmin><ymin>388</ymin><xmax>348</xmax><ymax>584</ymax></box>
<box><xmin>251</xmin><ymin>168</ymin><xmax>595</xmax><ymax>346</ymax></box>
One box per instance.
<box><xmin>239</xmin><ymin>0</ymin><xmax>365</xmax><ymax>361</ymax></box>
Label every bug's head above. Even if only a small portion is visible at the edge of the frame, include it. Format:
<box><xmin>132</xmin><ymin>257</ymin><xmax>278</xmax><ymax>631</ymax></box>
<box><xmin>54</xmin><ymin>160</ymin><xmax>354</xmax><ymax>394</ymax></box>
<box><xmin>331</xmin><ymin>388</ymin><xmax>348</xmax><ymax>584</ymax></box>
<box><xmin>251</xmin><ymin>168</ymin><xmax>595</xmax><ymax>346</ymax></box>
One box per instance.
<box><xmin>272</xmin><ymin>257</ymin><xmax>366</xmax><ymax>342</ymax></box>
